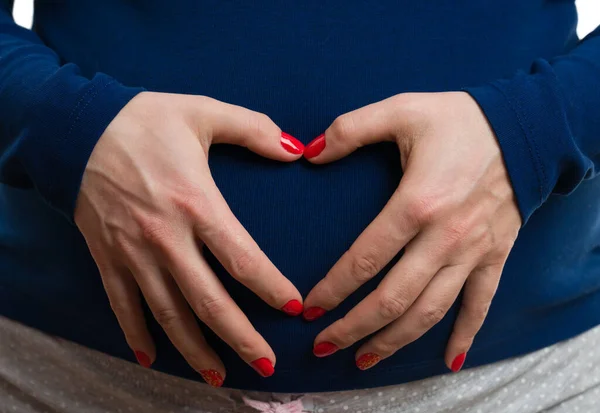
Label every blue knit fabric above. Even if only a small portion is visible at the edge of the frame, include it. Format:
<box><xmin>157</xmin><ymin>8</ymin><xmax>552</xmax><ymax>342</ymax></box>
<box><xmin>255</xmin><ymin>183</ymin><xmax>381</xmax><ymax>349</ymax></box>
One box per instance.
<box><xmin>1</xmin><ymin>0</ymin><xmax>600</xmax><ymax>392</ymax></box>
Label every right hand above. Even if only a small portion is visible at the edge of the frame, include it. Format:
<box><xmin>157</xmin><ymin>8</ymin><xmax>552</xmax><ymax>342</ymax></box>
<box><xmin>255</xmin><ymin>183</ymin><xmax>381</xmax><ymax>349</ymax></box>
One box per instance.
<box><xmin>74</xmin><ymin>92</ymin><xmax>305</xmax><ymax>386</ymax></box>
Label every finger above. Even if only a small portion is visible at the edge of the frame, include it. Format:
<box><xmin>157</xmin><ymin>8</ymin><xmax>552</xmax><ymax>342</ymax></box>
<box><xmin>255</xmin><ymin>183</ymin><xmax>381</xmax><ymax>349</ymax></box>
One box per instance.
<box><xmin>304</xmin><ymin>95</ymin><xmax>407</xmax><ymax>163</ymax></box>
<box><xmin>200</xmin><ymin>97</ymin><xmax>304</xmax><ymax>159</ymax></box>
<box><xmin>303</xmin><ymin>186</ymin><xmax>419</xmax><ymax>320</ymax></box>
<box><xmin>192</xmin><ymin>188</ymin><xmax>304</xmax><ymax>317</ymax></box>
<box><xmin>98</xmin><ymin>262</ymin><xmax>156</xmax><ymax>368</ymax></box>
<box><xmin>125</xmin><ymin>252</ymin><xmax>227</xmax><ymax>387</ymax></box>
<box><xmin>445</xmin><ymin>263</ymin><xmax>503</xmax><ymax>372</ymax></box>
<box><xmin>354</xmin><ymin>264</ymin><xmax>470</xmax><ymax>370</ymax></box>
<box><xmin>312</xmin><ymin>231</ymin><xmax>446</xmax><ymax>357</ymax></box>
<box><xmin>160</xmin><ymin>238</ymin><xmax>278</xmax><ymax>377</ymax></box>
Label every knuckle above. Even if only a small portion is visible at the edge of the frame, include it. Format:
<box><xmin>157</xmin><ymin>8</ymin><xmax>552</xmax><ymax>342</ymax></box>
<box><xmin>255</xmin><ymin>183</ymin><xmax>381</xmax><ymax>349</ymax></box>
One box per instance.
<box><xmin>404</xmin><ymin>265</ymin><xmax>429</xmax><ymax>282</ymax></box>
<box><xmin>462</xmin><ymin>299</ymin><xmax>490</xmax><ymax>324</ymax></box>
<box><xmin>441</xmin><ymin>221</ymin><xmax>471</xmax><ymax>250</ymax></box>
<box><xmin>232</xmin><ymin>334</ymin><xmax>261</xmax><ymax>359</ymax></box>
<box><xmin>112</xmin><ymin>231</ymin><xmax>129</xmax><ymax>251</ymax></box>
<box><xmin>405</xmin><ymin>195</ymin><xmax>441</xmax><ymax>226</ymax></box>
<box><xmin>113</xmin><ymin>232</ymin><xmax>136</xmax><ymax>259</ymax></box>
<box><xmin>139</xmin><ymin>217</ymin><xmax>173</xmax><ymax>247</ymax></box>
<box><xmin>330</xmin><ymin>113</ymin><xmax>357</xmax><ymax>140</ymax></box>
<box><xmin>496</xmin><ymin>239</ymin><xmax>515</xmax><ymax>258</ymax></box>
<box><xmin>247</xmin><ymin>112</ymin><xmax>273</xmax><ymax>138</ymax></box>
<box><xmin>171</xmin><ymin>189</ymin><xmax>209</xmax><ymax>220</ymax></box>
<box><xmin>195</xmin><ymin>95</ymin><xmax>214</xmax><ymax>107</ymax></box>
<box><xmin>230</xmin><ymin>251</ymin><xmax>260</xmax><ymax>280</ymax></box>
<box><xmin>389</xmin><ymin>93</ymin><xmax>410</xmax><ymax>110</ymax></box>
<box><xmin>419</xmin><ymin>305</ymin><xmax>447</xmax><ymax>328</ymax></box>
<box><xmin>377</xmin><ymin>292</ymin><xmax>410</xmax><ymax>320</ymax></box>
<box><xmin>194</xmin><ymin>295</ymin><xmax>229</xmax><ymax>323</ymax></box>
<box><xmin>154</xmin><ymin>307</ymin><xmax>181</xmax><ymax>330</ymax></box>
<box><xmin>477</xmin><ymin>228</ymin><xmax>495</xmax><ymax>252</ymax></box>
<box><xmin>263</xmin><ymin>286</ymin><xmax>286</xmax><ymax>307</ymax></box>
<box><xmin>257</xmin><ymin>112</ymin><xmax>274</xmax><ymax>126</ymax></box>
<box><xmin>349</xmin><ymin>254</ymin><xmax>381</xmax><ymax>283</ymax></box>
<box><xmin>186</xmin><ymin>95</ymin><xmax>212</xmax><ymax>124</ymax></box>
<box><xmin>329</xmin><ymin>325</ymin><xmax>361</xmax><ymax>347</ymax></box>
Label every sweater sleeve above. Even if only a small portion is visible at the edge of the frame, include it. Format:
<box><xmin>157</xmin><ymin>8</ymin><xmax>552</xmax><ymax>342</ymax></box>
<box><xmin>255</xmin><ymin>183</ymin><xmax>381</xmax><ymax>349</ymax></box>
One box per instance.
<box><xmin>0</xmin><ymin>1</ymin><xmax>143</xmax><ymax>221</ymax></box>
<box><xmin>465</xmin><ymin>26</ymin><xmax>600</xmax><ymax>224</ymax></box>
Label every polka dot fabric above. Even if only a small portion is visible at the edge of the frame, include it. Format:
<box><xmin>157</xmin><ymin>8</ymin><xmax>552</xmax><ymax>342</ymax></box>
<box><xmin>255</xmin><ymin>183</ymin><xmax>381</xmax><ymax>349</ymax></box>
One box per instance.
<box><xmin>1</xmin><ymin>316</ymin><xmax>600</xmax><ymax>413</ymax></box>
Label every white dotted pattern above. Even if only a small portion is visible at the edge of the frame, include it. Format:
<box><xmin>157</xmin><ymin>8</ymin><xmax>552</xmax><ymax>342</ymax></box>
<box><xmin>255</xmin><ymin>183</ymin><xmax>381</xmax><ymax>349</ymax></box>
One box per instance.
<box><xmin>1</xmin><ymin>317</ymin><xmax>600</xmax><ymax>412</ymax></box>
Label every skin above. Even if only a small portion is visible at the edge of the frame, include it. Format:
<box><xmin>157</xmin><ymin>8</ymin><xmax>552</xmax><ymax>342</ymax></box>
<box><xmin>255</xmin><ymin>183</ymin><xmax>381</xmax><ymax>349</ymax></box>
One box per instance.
<box><xmin>75</xmin><ymin>92</ymin><xmax>304</xmax><ymax>382</ymax></box>
<box><xmin>303</xmin><ymin>92</ymin><xmax>522</xmax><ymax>370</ymax></box>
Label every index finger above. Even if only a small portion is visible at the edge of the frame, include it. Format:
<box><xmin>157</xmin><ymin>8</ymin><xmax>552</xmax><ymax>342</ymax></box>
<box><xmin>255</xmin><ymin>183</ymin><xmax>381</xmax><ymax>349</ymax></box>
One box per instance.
<box><xmin>312</xmin><ymin>231</ymin><xmax>446</xmax><ymax>355</ymax></box>
<box><xmin>303</xmin><ymin>187</ymin><xmax>419</xmax><ymax>320</ymax></box>
<box><xmin>192</xmin><ymin>185</ymin><xmax>304</xmax><ymax>316</ymax></box>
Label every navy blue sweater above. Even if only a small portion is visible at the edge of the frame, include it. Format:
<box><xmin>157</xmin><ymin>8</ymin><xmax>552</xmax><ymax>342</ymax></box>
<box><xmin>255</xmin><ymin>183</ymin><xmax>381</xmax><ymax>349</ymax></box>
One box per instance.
<box><xmin>1</xmin><ymin>1</ymin><xmax>600</xmax><ymax>392</ymax></box>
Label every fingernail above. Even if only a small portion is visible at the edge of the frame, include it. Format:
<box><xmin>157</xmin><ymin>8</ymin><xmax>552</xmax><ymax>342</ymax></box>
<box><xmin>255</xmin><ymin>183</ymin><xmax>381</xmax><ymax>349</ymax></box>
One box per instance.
<box><xmin>200</xmin><ymin>369</ymin><xmax>224</xmax><ymax>387</ymax></box>
<box><xmin>303</xmin><ymin>306</ymin><xmax>327</xmax><ymax>321</ymax></box>
<box><xmin>280</xmin><ymin>132</ymin><xmax>304</xmax><ymax>155</ymax></box>
<box><xmin>251</xmin><ymin>358</ymin><xmax>275</xmax><ymax>377</ymax></box>
<box><xmin>134</xmin><ymin>350</ymin><xmax>152</xmax><ymax>368</ymax></box>
<box><xmin>304</xmin><ymin>133</ymin><xmax>326</xmax><ymax>159</ymax></box>
<box><xmin>451</xmin><ymin>352</ymin><xmax>466</xmax><ymax>372</ymax></box>
<box><xmin>313</xmin><ymin>342</ymin><xmax>339</xmax><ymax>357</ymax></box>
<box><xmin>281</xmin><ymin>299</ymin><xmax>304</xmax><ymax>316</ymax></box>
<box><xmin>356</xmin><ymin>353</ymin><xmax>382</xmax><ymax>370</ymax></box>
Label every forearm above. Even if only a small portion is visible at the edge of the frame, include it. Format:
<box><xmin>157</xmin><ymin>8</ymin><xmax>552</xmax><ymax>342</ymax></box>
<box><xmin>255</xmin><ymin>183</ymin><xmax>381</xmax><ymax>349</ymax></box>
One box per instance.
<box><xmin>466</xmin><ymin>26</ymin><xmax>600</xmax><ymax>223</ymax></box>
<box><xmin>0</xmin><ymin>1</ymin><xmax>142</xmax><ymax>220</ymax></box>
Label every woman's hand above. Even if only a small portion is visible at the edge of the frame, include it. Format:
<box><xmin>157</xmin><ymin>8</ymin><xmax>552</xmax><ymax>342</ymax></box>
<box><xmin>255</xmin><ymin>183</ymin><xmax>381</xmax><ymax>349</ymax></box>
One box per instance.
<box><xmin>302</xmin><ymin>92</ymin><xmax>521</xmax><ymax>372</ymax></box>
<box><xmin>75</xmin><ymin>92</ymin><xmax>305</xmax><ymax>386</ymax></box>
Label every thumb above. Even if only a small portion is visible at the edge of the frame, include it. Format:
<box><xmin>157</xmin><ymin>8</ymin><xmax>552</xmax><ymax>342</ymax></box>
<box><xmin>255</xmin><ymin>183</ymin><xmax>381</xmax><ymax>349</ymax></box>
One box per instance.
<box><xmin>201</xmin><ymin>98</ymin><xmax>304</xmax><ymax>161</ymax></box>
<box><xmin>304</xmin><ymin>97</ymin><xmax>401</xmax><ymax>163</ymax></box>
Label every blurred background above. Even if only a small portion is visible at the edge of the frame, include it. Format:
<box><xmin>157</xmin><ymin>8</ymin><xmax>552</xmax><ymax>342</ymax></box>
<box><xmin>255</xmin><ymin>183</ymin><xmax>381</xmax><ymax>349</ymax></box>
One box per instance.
<box><xmin>10</xmin><ymin>0</ymin><xmax>600</xmax><ymax>38</ymax></box>
<box><xmin>576</xmin><ymin>0</ymin><xmax>600</xmax><ymax>36</ymax></box>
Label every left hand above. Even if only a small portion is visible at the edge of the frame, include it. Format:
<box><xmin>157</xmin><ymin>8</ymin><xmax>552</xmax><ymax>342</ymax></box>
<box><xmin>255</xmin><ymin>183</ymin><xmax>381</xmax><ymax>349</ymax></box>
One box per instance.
<box><xmin>302</xmin><ymin>92</ymin><xmax>522</xmax><ymax>372</ymax></box>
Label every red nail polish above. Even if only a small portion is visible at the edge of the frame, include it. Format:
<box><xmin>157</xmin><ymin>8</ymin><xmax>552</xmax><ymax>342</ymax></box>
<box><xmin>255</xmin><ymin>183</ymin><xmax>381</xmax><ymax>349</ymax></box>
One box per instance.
<box><xmin>280</xmin><ymin>132</ymin><xmax>304</xmax><ymax>155</ymax></box>
<box><xmin>200</xmin><ymin>369</ymin><xmax>224</xmax><ymax>387</ymax></box>
<box><xmin>451</xmin><ymin>352</ymin><xmax>466</xmax><ymax>372</ymax></box>
<box><xmin>356</xmin><ymin>353</ymin><xmax>382</xmax><ymax>370</ymax></box>
<box><xmin>251</xmin><ymin>358</ymin><xmax>275</xmax><ymax>377</ymax></box>
<box><xmin>304</xmin><ymin>134</ymin><xmax>326</xmax><ymax>159</ymax></box>
<box><xmin>313</xmin><ymin>342</ymin><xmax>339</xmax><ymax>357</ymax></box>
<box><xmin>281</xmin><ymin>299</ymin><xmax>304</xmax><ymax>316</ymax></box>
<box><xmin>134</xmin><ymin>350</ymin><xmax>152</xmax><ymax>368</ymax></box>
<box><xmin>303</xmin><ymin>306</ymin><xmax>326</xmax><ymax>321</ymax></box>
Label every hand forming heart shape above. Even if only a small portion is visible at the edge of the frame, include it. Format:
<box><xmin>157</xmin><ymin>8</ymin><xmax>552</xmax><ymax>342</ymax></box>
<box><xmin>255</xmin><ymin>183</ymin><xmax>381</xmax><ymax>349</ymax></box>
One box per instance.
<box><xmin>75</xmin><ymin>90</ymin><xmax>521</xmax><ymax>387</ymax></box>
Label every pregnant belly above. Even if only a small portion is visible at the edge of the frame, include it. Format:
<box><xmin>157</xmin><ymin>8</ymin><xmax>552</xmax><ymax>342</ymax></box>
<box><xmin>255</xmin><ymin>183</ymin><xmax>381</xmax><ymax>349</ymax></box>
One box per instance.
<box><xmin>2</xmin><ymin>133</ymin><xmax>600</xmax><ymax>392</ymax></box>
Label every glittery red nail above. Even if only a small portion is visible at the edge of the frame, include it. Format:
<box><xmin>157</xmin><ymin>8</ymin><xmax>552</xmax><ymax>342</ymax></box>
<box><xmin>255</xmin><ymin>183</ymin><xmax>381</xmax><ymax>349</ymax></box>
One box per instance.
<box><xmin>356</xmin><ymin>353</ymin><xmax>382</xmax><ymax>370</ymax></box>
<box><xmin>200</xmin><ymin>369</ymin><xmax>224</xmax><ymax>387</ymax></box>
